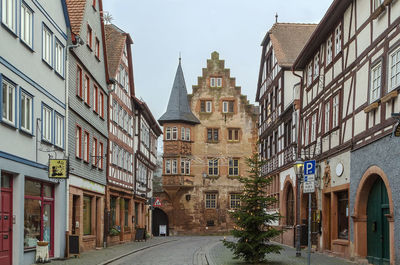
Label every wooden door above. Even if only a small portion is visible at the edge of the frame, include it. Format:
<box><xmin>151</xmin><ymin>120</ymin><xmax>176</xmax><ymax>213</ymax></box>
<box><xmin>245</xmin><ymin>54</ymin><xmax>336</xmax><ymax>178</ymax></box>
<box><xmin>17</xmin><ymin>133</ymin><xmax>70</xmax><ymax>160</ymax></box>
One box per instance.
<box><xmin>367</xmin><ymin>178</ymin><xmax>390</xmax><ymax>265</ymax></box>
<box><xmin>0</xmin><ymin>174</ymin><xmax>13</xmax><ymax>265</ymax></box>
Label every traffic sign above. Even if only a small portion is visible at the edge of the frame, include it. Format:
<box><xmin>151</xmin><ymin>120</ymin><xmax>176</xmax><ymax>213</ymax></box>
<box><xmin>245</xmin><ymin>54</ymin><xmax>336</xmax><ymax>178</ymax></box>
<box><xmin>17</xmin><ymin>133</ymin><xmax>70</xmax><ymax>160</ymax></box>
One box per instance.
<box><xmin>153</xmin><ymin>197</ymin><xmax>162</xmax><ymax>207</ymax></box>
<box><xmin>304</xmin><ymin>160</ymin><xmax>316</xmax><ymax>175</ymax></box>
<box><xmin>304</xmin><ymin>175</ymin><xmax>315</xmax><ymax>182</ymax></box>
<box><xmin>303</xmin><ymin>181</ymin><xmax>315</xmax><ymax>193</ymax></box>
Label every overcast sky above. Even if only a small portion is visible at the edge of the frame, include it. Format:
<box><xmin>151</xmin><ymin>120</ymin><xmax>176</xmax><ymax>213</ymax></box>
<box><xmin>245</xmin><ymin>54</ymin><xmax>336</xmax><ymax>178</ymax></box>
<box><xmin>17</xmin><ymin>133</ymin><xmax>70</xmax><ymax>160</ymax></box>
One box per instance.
<box><xmin>103</xmin><ymin>0</ymin><xmax>332</xmax><ymax>123</ymax></box>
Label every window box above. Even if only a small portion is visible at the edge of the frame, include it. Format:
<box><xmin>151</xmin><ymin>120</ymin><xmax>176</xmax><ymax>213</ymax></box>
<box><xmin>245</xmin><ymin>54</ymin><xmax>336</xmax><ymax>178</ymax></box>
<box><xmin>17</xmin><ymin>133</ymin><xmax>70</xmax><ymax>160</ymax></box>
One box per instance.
<box><xmin>364</xmin><ymin>102</ymin><xmax>379</xmax><ymax>113</ymax></box>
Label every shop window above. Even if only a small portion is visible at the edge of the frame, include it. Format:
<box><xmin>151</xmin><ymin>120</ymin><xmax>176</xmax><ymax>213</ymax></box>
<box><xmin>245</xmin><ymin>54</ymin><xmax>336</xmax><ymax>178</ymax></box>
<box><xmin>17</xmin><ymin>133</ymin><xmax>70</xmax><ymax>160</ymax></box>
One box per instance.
<box><xmin>83</xmin><ymin>195</ymin><xmax>92</xmax><ymax>235</ymax></box>
<box><xmin>205</xmin><ymin>193</ymin><xmax>217</xmax><ymax>208</ymax></box>
<box><xmin>230</xmin><ymin>194</ymin><xmax>240</xmax><ymax>209</ymax></box>
<box><xmin>110</xmin><ymin>196</ymin><xmax>117</xmax><ymax>228</ymax></box>
<box><xmin>24</xmin><ymin>179</ymin><xmax>54</xmax><ymax>256</ymax></box>
<box><xmin>337</xmin><ymin>191</ymin><xmax>349</xmax><ymax>240</ymax></box>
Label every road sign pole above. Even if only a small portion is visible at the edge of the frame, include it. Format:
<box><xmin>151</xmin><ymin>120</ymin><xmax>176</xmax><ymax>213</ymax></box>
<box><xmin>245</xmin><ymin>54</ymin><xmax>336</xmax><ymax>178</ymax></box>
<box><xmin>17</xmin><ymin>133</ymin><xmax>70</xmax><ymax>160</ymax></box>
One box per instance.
<box><xmin>308</xmin><ymin>192</ymin><xmax>311</xmax><ymax>265</ymax></box>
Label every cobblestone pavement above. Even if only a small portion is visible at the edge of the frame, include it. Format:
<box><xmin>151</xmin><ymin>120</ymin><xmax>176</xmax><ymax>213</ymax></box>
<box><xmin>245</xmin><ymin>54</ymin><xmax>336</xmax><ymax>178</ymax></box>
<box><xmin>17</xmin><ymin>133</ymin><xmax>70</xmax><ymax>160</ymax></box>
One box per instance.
<box><xmin>108</xmin><ymin>236</ymin><xmax>219</xmax><ymax>265</ymax></box>
<box><xmin>208</xmin><ymin>238</ymin><xmax>355</xmax><ymax>265</ymax></box>
<box><xmin>42</xmin><ymin>236</ymin><xmax>176</xmax><ymax>265</ymax></box>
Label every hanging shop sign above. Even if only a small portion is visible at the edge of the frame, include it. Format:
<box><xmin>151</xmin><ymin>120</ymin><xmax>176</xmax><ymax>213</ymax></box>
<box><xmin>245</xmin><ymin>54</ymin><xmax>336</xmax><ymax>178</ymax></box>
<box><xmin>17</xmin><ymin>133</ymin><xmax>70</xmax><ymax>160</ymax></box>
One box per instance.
<box><xmin>48</xmin><ymin>159</ymin><xmax>68</xmax><ymax>179</ymax></box>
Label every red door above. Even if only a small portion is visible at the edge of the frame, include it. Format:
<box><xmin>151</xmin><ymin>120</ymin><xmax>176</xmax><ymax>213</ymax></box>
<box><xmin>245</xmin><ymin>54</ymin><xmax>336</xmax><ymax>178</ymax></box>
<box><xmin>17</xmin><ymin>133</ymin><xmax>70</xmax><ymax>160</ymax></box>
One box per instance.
<box><xmin>0</xmin><ymin>175</ymin><xmax>13</xmax><ymax>265</ymax></box>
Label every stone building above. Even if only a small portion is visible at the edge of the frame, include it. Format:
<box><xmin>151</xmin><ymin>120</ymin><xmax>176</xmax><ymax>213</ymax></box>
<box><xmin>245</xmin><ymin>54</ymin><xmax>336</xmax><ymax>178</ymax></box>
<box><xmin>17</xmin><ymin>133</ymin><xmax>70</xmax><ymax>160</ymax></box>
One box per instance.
<box><xmin>156</xmin><ymin>52</ymin><xmax>258</xmax><ymax>235</ymax></box>
<box><xmin>65</xmin><ymin>0</ymin><xmax>109</xmax><ymax>253</ymax></box>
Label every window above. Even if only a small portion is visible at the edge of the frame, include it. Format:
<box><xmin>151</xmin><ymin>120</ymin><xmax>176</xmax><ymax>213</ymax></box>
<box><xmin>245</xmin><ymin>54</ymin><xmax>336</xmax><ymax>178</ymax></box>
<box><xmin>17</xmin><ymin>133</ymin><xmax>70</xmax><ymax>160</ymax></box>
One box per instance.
<box><xmin>228</xmin><ymin>128</ymin><xmax>239</xmax><ymax>141</ymax></box>
<box><xmin>208</xmin><ymin>158</ymin><xmax>219</xmax><ymax>176</ymax></box>
<box><xmin>206</xmin><ymin>101</ymin><xmax>212</xmax><ymax>112</ymax></box>
<box><xmin>77</xmin><ymin>66</ymin><xmax>83</xmax><ymax>98</ymax></box>
<box><xmin>205</xmin><ymin>193</ymin><xmax>217</xmax><ymax>208</ymax></box>
<box><xmin>207</xmin><ymin>128</ymin><xmax>218</xmax><ymax>142</ymax></box>
<box><xmin>124</xmin><ymin>199</ymin><xmax>129</xmax><ymax>227</ymax></box>
<box><xmin>172</xmin><ymin>127</ymin><xmax>177</xmax><ymax>140</ymax></box>
<box><xmin>42</xmin><ymin>105</ymin><xmax>52</xmax><ymax>142</ymax></box>
<box><xmin>286</xmin><ymin>185</ymin><xmax>294</xmax><ymax>226</ymax></box>
<box><xmin>324</xmin><ymin>101</ymin><xmax>331</xmax><ymax>133</ymax></box>
<box><xmin>2</xmin><ymin>0</ymin><xmax>16</xmax><ymax>31</ymax></box>
<box><xmin>326</xmin><ymin>35</ymin><xmax>333</xmax><ymax>65</ymax></box>
<box><xmin>87</xmin><ymin>25</ymin><xmax>92</xmax><ymax>49</ymax></box>
<box><xmin>24</xmin><ymin>180</ymin><xmax>54</xmax><ymax>253</ymax></box>
<box><xmin>304</xmin><ymin>119</ymin><xmax>309</xmax><ymax>146</ymax></box>
<box><xmin>84</xmin><ymin>75</ymin><xmax>90</xmax><ymax>105</ymax></box>
<box><xmin>92</xmin><ymin>137</ymin><xmax>97</xmax><ymax>166</ymax></box>
<box><xmin>54</xmin><ymin>41</ymin><xmax>64</xmax><ymax>76</ymax></box>
<box><xmin>83</xmin><ymin>196</ymin><xmax>92</xmax><ymax>235</ymax></box>
<box><xmin>313</xmin><ymin>53</ymin><xmax>319</xmax><ymax>79</ymax></box>
<box><xmin>307</xmin><ymin>63</ymin><xmax>312</xmax><ymax>86</ymax></box>
<box><xmin>185</xmin><ymin>128</ymin><xmax>190</xmax><ymax>141</ymax></box>
<box><xmin>166</xmin><ymin>127</ymin><xmax>171</xmax><ymax>140</ymax></box>
<box><xmin>210</xmin><ymin>77</ymin><xmax>216</xmax><ymax>87</ymax></box>
<box><xmin>374</xmin><ymin>0</ymin><xmax>384</xmax><ymax>10</ymax></box>
<box><xmin>84</xmin><ymin>131</ymin><xmax>89</xmax><ymax>162</ymax></box>
<box><xmin>55</xmin><ymin>114</ymin><xmax>63</xmax><ymax>148</ymax></box>
<box><xmin>311</xmin><ymin>113</ymin><xmax>317</xmax><ymax>142</ymax></box>
<box><xmin>21</xmin><ymin>3</ymin><xmax>33</xmax><ymax>47</ymax></box>
<box><xmin>76</xmin><ymin>125</ymin><xmax>82</xmax><ymax>158</ymax></box>
<box><xmin>95</xmin><ymin>37</ymin><xmax>100</xmax><ymax>58</ymax></box>
<box><xmin>110</xmin><ymin>196</ymin><xmax>116</xmax><ymax>228</ymax></box>
<box><xmin>335</xmin><ymin>24</ymin><xmax>342</xmax><ymax>56</ymax></box>
<box><xmin>216</xmin><ymin>77</ymin><xmax>222</xmax><ymax>87</ymax></box>
<box><xmin>181</xmin><ymin>127</ymin><xmax>185</xmax><ymax>140</ymax></box>
<box><xmin>180</xmin><ymin>159</ymin><xmax>190</xmax><ymax>175</ymax></box>
<box><xmin>200</xmin><ymin>100</ymin><xmax>212</xmax><ymax>113</ymax></box>
<box><xmin>337</xmin><ymin>191</ymin><xmax>349</xmax><ymax>240</ymax></box>
<box><xmin>99</xmin><ymin>142</ymin><xmax>104</xmax><ymax>169</ymax></box>
<box><xmin>228</xmin><ymin>158</ymin><xmax>239</xmax><ymax>176</ymax></box>
<box><xmin>389</xmin><ymin>47</ymin><xmax>400</xmax><ymax>91</ymax></box>
<box><xmin>2</xmin><ymin>78</ymin><xmax>16</xmax><ymax>125</ymax></box>
<box><xmin>99</xmin><ymin>91</ymin><xmax>104</xmax><ymax>118</ymax></box>
<box><xmin>165</xmin><ymin>159</ymin><xmax>171</xmax><ymax>174</ymax></box>
<box><xmin>20</xmin><ymin>91</ymin><xmax>32</xmax><ymax>132</ymax></box>
<box><xmin>94</xmin><ymin>85</ymin><xmax>98</xmax><ymax>112</ymax></box>
<box><xmin>222</xmin><ymin>101</ymin><xmax>234</xmax><ymax>113</ymax></box>
<box><xmin>230</xmin><ymin>194</ymin><xmax>240</xmax><ymax>209</ymax></box>
<box><xmin>42</xmin><ymin>26</ymin><xmax>52</xmax><ymax>65</ymax></box>
<box><xmin>172</xmin><ymin>159</ymin><xmax>177</xmax><ymax>174</ymax></box>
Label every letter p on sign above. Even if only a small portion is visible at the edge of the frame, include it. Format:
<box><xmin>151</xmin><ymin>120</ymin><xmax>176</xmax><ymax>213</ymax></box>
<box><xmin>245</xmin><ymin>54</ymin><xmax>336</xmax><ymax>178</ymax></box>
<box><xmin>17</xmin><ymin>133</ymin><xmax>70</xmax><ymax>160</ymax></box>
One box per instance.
<box><xmin>304</xmin><ymin>160</ymin><xmax>316</xmax><ymax>175</ymax></box>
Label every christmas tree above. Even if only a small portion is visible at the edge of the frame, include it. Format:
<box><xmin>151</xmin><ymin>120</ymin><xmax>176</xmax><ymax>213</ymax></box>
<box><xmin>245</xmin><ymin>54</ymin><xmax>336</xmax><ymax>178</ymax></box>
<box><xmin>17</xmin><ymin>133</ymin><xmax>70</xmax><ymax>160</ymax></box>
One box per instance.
<box><xmin>223</xmin><ymin>153</ymin><xmax>282</xmax><ymax>263</ymax></box>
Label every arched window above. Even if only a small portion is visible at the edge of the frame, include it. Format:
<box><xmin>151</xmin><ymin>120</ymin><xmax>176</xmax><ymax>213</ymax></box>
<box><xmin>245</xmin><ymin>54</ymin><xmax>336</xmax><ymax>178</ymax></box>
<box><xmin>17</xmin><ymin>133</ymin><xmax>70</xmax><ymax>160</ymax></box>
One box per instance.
<box><xmin>286</xmin><ymin>184</ymin><xmax>294</xmax><ymax>226</ymax></box>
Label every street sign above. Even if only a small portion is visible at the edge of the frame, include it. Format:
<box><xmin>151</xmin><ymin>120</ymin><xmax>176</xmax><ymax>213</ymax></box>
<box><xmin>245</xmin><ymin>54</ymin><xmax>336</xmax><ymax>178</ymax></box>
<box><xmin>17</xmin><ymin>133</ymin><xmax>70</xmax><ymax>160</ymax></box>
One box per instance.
<box><xmin>304</xmin><ymin>175</ymin><xmax>315</xmax><ymax>182</ymax></box>
<box><xmin>304</xmin><ymin>160</ymin><xmax>316</xmax><ymax>175</ymax></box>
<box><xmin>153</xmin><ymin>197</ymin><xmax>162</xmax><ymax>207</ymax></box>
<box><xmin>303</xmin><ymin>181</ymin><xmax>315</xmax><ymax>193</ymax></box>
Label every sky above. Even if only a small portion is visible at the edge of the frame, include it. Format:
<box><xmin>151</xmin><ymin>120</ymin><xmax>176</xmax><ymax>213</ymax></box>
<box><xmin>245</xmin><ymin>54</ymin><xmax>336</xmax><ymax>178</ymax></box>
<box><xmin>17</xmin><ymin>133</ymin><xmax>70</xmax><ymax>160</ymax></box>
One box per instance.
<box><xmin>103</xmin><ymin>0</ymin><xmax>333</xmax><ymax>125</ymax></box>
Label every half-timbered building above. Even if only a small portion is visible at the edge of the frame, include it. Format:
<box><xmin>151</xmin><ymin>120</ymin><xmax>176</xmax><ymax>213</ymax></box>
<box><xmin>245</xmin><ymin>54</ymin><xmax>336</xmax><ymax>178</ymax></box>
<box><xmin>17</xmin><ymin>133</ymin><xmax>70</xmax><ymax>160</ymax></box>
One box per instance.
<box><xmin>256</xmin><ymin>23</ymin><xmax>316</xmax><ymax>247</ymax></box>
<box><xmin>293</xmin><ymin>0</ymin><xmax>400</xmax><ymax>264</ymax></box>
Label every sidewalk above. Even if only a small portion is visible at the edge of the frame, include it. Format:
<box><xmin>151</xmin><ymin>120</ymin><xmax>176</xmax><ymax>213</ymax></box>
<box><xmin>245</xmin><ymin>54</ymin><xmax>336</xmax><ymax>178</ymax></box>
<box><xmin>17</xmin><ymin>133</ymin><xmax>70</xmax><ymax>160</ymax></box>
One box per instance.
<box><xmin>41</xmin><ymin>237</ymin><xmax>176</xmax><ymax>265</ymax></box>
<box><xmin>207</xmin><ymin>239</ymin><xmax>355</xmax><ymax>265</ymax></box>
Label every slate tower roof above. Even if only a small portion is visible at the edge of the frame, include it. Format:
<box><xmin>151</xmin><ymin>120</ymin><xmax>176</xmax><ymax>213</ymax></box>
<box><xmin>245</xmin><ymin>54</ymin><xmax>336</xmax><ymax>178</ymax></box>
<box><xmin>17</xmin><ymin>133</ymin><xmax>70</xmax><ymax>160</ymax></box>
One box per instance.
<box><xmin>158</xmin><ymin>60</ymin><xmax>200</xmax><ymax>125</ymax></box>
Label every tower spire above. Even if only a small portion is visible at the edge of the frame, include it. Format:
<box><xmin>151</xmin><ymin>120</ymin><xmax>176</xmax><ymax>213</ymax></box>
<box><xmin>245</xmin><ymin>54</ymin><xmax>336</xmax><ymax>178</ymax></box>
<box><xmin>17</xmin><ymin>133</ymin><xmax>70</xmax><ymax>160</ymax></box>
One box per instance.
<box><xmin>275</xmin><ymin>13</ymin><xmax>278</xmax><ymax>23</ymax></box>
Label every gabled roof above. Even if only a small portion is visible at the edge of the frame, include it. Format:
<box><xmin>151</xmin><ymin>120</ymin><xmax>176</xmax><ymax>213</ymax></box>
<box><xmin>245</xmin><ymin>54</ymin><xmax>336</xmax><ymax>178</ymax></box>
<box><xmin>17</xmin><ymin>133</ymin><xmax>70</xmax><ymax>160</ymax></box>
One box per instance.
<box><xmin>263</xmin><ymin>23</ymin><xmax>317</xmax><ymax>68</ymax></box>
<box><xmin>65</xmin><ymin>0</ymin><xmax>86</xmax><ymax>35</ymax></box>
<box><xmin>158</xmin><ymin>61</ymin><xmax>200</xmax><ymax>125</ymax></box>
<box><xmin>104</xmin><ymin>24</ymin><xmax>133</xmax><ymax>79</ymax></box>
<box><xmin>133</xmin><ymin>96</ymin><xmax>162</xmax><ymax>136</ymax></box>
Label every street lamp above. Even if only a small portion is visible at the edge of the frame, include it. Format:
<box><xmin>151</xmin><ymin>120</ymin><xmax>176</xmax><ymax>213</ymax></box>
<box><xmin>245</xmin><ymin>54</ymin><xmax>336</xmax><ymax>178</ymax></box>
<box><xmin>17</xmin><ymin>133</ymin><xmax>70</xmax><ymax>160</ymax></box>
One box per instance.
<box><xmin>293</xmin><ymin>158</ymin><xmax>304</xmax><ymax>257</ymax></box>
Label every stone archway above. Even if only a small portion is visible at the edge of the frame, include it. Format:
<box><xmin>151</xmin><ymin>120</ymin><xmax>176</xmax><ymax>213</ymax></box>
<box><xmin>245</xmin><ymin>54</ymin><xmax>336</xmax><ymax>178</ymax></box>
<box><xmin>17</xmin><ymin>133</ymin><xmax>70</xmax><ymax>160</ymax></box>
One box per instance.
<box><xmin>352</xmin><ymin>166</ymin><xmax>395</xmax><ymax>264</ymax></box>
<box><xmin>152</xmin><ymin>208</ymin><xmax>169</xmax><ymax>236</ymax></box>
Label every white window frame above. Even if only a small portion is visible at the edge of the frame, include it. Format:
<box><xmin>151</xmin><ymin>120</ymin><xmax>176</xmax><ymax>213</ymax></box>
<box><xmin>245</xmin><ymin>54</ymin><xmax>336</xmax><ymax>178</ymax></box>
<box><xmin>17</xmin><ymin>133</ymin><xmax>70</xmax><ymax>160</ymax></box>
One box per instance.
<box><xmin>335</xmin><ymin>24</ymin><xmax>342</xmax><ymax>56</ymax></box>
<box><xmin>216</xmin><ymin>77</ymin><xmax>222</xmax><ymax>87</ymax></box>
<box><xmin>313</xmin><ymin>53</ymin><xmax>319</xmax><ymax>79</ymax></box>
<box><xmin>304</xmin><ymin>119</ymin><xmax>309</xmax><ymax>146</ymax></box>
<box><xmin>172</xmin><ymin>126</ymin><xmax>177</xmax><ymax>140</ymax></box>
<box><xmin>2</xmin><ymin>0</ymin><xmax>16</xmax><ymax>32</ymax></box>
<box><xmin>42</xmin><ymin>25</ymin><xmax>53</xmax><ymax>66</ymax></box>
<box><xmin>55</xmin><ymin>113</ymin><xmax>64</xmax><ymax>148</ymax></box>
<box><xmin>333</xmin><ymin>95</ymin><xmax>339</xmax><ymax>128</ymax></box>
<box><xmin>185</xmin><ymin>128</ymin><xmax>190</xmax><ymax>141</ymax></box>
<box><xmin>42</xmin><ymin>105</ymin><xmax>52</xmax><ymax>142</ymax></box>
<box><xmin>2</xmin><ymin>78</ymin><xmax>16</xmax><ymax>125</ymax></box>
<box><xmin>20</xmin><ymin>90</ymin><xmax>32</xmax><ymax>133</ymax></box>
<box><xmin>210</xmin><ymin>77</ymin><xmax>216</xmax><ymax>87</ymax></box>
<box><xmin>307</xmin><ymin>63</ymin><xmax>312</xmax><ymax>86</ymax></box>
<box><xmin>325</xmin><ymin>101</ymin><xmax>330</xmax><ymax>133</ymax></box>
<box><xmin>389</xmin><ymin>47</ymin><xmax>400</xmax><ymax>91</ymax></box>
<box><xmin>21</xmin><ymin>3</ymin><xmax>33</xmax><ymax>47</ymax></box>
<box><xmin>326</xmin><ymin>35</ymin><xmax>333</xmax><ymax>65</ymax></box>
<box><xmin>311</xmin><ymin>113</ymin><xmax>317</xmax><ymax>142</ymax></box>
<box><xmin>165</xmin><ymin>159</ymin><xmax>171</xmax><ymax>174</ymax></box>
<box><xmin>172</xmin><ymin>159</ymin><xmax>177</xmax><ymax>174</ymax></box>
<box><xmin>166</xmin><ymin>127</ymin><xmax>171</xmax><ymax>140</ymax></box>
<box><xmin>181</xmin><ymin>127</ymin><xmax>185</xmax><ymax>140</ymax></box>
<box><xmin>370</xmin><ymin>63</ymin><xmax>382</xmax><ymax>103</ymax></box>
<box><xmin>185</xmin><ymin>160</ymin><xmax>190</xmax><ymax>175</ymax></box>
<box><xmin>206</xmin><ymin>101</ymin><xmax>212</xmax><ymax>113</ymax></box>
<box><xmin>55</xmin><ymin>40</ymin><xmax>64</xmax><ymax>76</ymax></box>
<box><xmin>222</xmin><ymin>101</ymin><xmax>228</xmax><ymax>113</ymax></box>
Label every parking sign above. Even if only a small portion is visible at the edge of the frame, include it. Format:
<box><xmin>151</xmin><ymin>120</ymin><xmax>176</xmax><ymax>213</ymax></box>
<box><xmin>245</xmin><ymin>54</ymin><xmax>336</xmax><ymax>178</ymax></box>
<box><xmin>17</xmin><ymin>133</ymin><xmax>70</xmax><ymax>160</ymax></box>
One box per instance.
<box><xmin>304</xmin><ymin>160</ymin><xmax>316</xmax><ymax>175</ymax></box>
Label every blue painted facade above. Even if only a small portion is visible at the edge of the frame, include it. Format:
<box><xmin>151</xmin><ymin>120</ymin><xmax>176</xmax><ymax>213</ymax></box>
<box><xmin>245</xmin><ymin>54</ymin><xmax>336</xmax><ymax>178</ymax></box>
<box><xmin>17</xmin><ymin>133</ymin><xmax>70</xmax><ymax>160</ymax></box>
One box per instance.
<box><xmin>0</xmin><ymin>0</ymin><xmax>70</xmax><ymax>264</ymax></box>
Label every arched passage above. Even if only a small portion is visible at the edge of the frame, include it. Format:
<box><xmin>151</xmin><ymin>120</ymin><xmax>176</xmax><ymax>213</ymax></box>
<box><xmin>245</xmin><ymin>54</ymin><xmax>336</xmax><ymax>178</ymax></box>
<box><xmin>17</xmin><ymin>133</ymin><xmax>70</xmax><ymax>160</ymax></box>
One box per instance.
<box><xmin>353</xmin><ymin>166</ymin><xmax>394</xmax><ymax>265</ymax></box>
<box><xmin>152</xmin><ymin>208</ymin><xmax>169</xmax><ymax>236</ymax></box>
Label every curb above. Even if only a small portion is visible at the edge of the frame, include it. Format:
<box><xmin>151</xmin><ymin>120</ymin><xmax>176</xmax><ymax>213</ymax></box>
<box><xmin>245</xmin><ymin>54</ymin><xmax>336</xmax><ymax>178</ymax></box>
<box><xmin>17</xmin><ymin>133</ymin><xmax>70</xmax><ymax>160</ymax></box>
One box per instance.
<box><xmin>98</xmin><ymin>239</ymin><xmax>178</xmax><ymax>265</ymax></box>
<box><xmin>204</xmin><ymin>239</ymin><xmax>222</xmax><ymax>265</ymax></box>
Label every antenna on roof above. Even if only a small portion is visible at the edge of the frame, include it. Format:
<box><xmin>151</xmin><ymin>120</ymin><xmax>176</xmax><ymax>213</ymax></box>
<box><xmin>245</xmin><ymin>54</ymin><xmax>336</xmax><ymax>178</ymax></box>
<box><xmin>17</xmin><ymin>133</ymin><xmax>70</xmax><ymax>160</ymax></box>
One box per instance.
<box><xmin>275</xmin><ymin>13</ymin><xmax>278</xmax><ymax>23</ymax></box>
